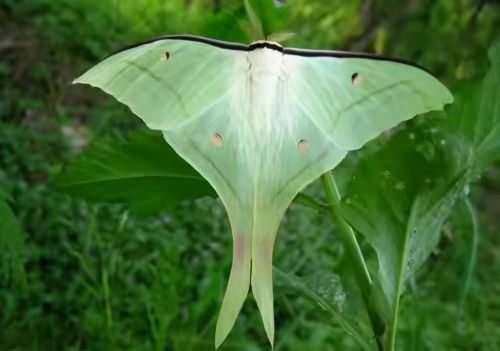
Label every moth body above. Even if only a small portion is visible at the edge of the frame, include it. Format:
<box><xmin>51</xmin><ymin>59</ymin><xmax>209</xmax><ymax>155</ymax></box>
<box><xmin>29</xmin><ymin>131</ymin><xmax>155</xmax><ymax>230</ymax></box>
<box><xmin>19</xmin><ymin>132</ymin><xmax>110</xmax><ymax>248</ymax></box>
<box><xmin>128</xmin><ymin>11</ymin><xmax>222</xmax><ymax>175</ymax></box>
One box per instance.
<box><xmin>230</xmin><ymin>44</ymin><xmax>296</xmax><ymax>178</ymax></box>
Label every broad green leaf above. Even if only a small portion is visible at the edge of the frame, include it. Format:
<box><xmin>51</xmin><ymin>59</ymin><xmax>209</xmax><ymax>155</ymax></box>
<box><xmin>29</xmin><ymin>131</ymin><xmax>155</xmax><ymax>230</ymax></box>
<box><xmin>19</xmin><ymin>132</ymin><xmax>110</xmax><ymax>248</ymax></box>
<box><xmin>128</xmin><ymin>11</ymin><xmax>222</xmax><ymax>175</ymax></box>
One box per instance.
<box><xmin>340</xmin><ymin>127</ymin><xmax>465</xmax><ymax>350</ymax></box>
<box><xmin>57</xmin><ymin>132</ymin><xmax>216</xmax><ymax>213</ymax></box>
<box><xmin>274</xmin><ymin>268</ymin><xmax>377</xmax><ymax>351</ymax></box>
<box><xmin>0</xmin><ymin>198</ymin><xmax>27</xmax><ymax>283</ymax></box>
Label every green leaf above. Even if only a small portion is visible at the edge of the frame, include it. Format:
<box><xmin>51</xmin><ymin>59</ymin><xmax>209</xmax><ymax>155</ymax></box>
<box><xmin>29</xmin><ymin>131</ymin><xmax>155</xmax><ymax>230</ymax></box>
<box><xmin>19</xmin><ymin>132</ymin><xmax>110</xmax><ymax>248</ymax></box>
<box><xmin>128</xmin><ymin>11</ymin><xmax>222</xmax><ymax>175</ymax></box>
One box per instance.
<box><xmin>0</xmin><ymin>198</ymin><xmax>27</xmax><ymax>283</ymax></box>
<box><xmin>443</xmin><ymin>37</ymin><xmax>500</xmax><ymax>173</ymax></box>
<box><xmin>244</xmin><ymin>0</ymin><xmax>265</xmax><ymax>40</ymax></box>
<box><xmin>247</xmin><ymin>0</ymin><xmax>290</xmax><ymax>39</ymax></box>
<box><xmin>56</xmin><ymin>132</ymin><xmax>216</xmax><ymax>213</ymax></box>
<box><xmin>274</xmin><ymin>268</ymin><xmax>377</xmax><ymax>351</ymax></box>
<box><xmin>339</xmin><ymin>127</ymin><xmax>465</xmax><ymax>350</ymax></box>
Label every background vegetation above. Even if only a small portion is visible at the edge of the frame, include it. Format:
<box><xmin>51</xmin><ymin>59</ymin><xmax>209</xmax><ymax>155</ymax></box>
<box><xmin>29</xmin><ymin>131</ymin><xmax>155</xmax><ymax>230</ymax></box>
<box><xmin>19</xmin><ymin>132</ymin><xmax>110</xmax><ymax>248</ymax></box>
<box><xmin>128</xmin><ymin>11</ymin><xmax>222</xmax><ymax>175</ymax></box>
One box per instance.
<box><xmin>1</xmin><ymin>0</ymin><xmax>499</xmax><ymax>350</ymax></box>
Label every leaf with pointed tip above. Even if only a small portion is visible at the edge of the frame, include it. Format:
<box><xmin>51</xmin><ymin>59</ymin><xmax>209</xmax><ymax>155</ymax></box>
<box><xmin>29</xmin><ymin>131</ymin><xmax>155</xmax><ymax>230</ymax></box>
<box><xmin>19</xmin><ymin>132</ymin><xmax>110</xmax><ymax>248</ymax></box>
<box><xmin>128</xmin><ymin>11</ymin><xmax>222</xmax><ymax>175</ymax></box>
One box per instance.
<box><xmin>57</xmin><ymin>132</ymin><xmax>216</xmax><ymax>213</ymax></box>
<box><xmin>244</xmin><ymin>0</ymin><xmax>265</xmax><ymax>41</ymax></box>
<box><xmin>340</xmin><ymin>125</ymin><xmax>469</xmax><ymax>350</ymax></box>
<box><xmin>247</xmin><ymin>0</ymin><xmax>290</xmax><ymax>39</ymax></box>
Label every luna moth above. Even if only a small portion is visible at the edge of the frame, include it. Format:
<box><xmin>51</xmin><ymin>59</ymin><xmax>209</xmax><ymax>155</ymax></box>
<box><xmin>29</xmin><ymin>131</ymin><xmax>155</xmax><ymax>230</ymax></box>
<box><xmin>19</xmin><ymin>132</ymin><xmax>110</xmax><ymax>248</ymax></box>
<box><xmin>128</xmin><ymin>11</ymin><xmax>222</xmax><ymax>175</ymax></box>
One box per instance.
<box><xmin>74</xmin><ymin>34</ymin><xmax>452</xmax><ymax>348</ymax></box>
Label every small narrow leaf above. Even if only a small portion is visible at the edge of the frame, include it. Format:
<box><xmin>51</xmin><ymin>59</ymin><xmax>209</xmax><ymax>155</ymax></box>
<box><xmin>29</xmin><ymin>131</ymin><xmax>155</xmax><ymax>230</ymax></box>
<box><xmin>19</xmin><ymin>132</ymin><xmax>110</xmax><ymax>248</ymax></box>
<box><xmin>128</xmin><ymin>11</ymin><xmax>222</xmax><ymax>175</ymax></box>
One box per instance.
<box><xmin>244</xmin><ymin>0</ymin><xmax>264</xmax><ymax>40</ymax></box>
<box><xmin>0</xmin><ymin>198</ymin><xmax>27</xmax><ymax>282</ymax></box>
<box><xmin>458</xmin><ymin>198</ymin><xmax>479</xmax><ymax>312</ymax></box>
<box><xmin>247</xmin><ymin>0</ymin><xmax>290</xmax><ymax>39</ymax></box>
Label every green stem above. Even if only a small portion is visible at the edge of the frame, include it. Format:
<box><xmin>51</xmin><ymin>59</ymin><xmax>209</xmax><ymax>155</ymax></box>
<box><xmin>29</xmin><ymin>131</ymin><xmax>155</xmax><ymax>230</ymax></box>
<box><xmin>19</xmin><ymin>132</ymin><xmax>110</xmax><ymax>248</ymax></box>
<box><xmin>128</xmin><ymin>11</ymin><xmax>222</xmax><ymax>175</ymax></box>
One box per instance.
<box><xmin>321</xmin><ymin>171</ymin><xmax>385</xmax><ymax>350</ymax></box>
<box><xmin>320</xmin><ymin>171</ymin><xmax>372</xmax><ymax>292</ymax></box>
<box><xmin>293</xmin><ymin>192</ymin><xmax>330</xmax><ymax>213</ymax></box>
<box><xmin>389</xmin><ymin>197</ymin><xmax>420</xmax><ymax>351</ymax></box>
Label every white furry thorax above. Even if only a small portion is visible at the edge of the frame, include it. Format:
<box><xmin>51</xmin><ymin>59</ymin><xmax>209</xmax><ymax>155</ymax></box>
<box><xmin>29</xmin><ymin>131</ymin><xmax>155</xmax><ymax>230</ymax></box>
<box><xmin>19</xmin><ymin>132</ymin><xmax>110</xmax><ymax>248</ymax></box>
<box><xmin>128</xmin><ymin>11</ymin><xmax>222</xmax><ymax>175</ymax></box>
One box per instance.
<box><xmin>230</xmin><ymin>45</ymin><xmax>294</xmax><ymax>178</ymax></box>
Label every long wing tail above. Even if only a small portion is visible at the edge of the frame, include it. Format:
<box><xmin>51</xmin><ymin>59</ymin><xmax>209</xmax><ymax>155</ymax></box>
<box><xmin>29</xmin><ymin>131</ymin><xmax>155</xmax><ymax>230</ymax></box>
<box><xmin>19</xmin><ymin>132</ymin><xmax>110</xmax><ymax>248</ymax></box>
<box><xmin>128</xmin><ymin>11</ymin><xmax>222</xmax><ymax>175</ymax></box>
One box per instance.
<box><xmin>215</xmin><ymin>204</ymin><xmax>283</xmax><ymax>349</ymax></box>
<box><xmin>251</xmin><ymin>232</ymin><xmax>276</xmax><ymax>347</ymax></box>
<box><xmin>215</xmin><ymin>231</ymin><xmax>252</xmax><ymax>348</ymax></box>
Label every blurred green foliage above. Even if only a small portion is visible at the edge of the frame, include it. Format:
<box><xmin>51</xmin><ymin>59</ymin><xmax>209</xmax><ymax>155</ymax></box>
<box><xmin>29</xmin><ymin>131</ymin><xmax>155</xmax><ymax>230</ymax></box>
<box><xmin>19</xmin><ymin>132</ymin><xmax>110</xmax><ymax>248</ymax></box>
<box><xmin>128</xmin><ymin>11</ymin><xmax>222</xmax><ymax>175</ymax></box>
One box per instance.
<box><xmin>1</xmin><ymin>0</ymin><xmax>499</xmax><ymax>350</ymax></box>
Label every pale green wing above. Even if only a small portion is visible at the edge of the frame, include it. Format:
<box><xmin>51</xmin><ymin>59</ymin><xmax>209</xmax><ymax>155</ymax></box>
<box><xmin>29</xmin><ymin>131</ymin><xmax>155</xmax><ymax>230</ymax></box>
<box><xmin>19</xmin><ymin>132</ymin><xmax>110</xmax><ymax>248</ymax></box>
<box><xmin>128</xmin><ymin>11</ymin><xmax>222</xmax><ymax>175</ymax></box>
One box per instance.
<box><xmin>74</xmin><ymin>37</ymin><xmax>242</xmax><ymax>131</ymax></box>
<box><xmin>74</xmin><ymin>38</ymin><xmax>256</xmax><ymax>346</ymax></box>
<box><xmin>283</xmin><ymin>50</ymin><xmax>453</xmax><ymax>150</ymax></box>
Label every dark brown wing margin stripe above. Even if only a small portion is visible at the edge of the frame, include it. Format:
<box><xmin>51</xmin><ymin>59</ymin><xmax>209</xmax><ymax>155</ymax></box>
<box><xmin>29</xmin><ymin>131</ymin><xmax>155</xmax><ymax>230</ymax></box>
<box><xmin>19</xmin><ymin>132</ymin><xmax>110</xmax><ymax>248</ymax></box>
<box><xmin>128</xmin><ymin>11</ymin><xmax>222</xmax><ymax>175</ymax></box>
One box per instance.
<box><xmin>113</xmin><ymin>34</ymin><xmax>249</xmax><ymax>54</ymax></box>
<box><xmin>283</xmin><ymin>47</ymin><xmax>431</xmax><ymax>73</ymax></box>
<box><xmin>113</xmin><ymin>34</ymin><xmax>431</xmax><ymax>74</ymax></box>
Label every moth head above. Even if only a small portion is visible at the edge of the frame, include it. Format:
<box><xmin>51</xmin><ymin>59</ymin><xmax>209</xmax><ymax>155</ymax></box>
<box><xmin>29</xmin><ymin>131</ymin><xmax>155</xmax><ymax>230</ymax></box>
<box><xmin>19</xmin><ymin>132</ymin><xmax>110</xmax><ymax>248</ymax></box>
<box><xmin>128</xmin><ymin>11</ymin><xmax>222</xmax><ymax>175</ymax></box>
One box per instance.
<box><xmin>248</xmin><ymin>40</ymin><xmax>283</xmax><ymax>52</ymax></box>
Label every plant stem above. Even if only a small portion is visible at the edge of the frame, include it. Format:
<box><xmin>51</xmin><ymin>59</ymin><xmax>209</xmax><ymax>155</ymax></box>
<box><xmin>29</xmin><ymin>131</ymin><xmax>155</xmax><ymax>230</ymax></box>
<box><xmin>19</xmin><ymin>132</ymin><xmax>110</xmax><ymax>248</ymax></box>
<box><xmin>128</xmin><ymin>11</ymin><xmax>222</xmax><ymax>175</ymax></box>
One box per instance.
<box><xmin>389</xmin><ymin>197</ymin><xmax>421</xmax><ymax>351</ymax></box>
<box><xmin>293</xmin><ymin>192</ymin><xmax>330</xmax><ymax>213</ymax></box>
<box><xmin>320</xmin><ymin>171</ymin><xmax>372</xmax><ymax>292</ymax></box>
<box><xmin>321</xmin><ymin>171</ymin><xmax>385</xmax><ymax>350</ymax></box>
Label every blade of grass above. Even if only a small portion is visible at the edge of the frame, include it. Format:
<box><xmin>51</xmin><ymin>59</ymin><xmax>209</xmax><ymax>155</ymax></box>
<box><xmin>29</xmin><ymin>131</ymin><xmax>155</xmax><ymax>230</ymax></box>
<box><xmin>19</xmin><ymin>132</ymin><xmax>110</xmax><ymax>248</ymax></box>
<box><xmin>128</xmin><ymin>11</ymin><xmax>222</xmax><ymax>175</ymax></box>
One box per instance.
<box><xmin>458</xmin><ymin>197</ymin><xmax>479</xmax><ymax>313</ymax></box>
